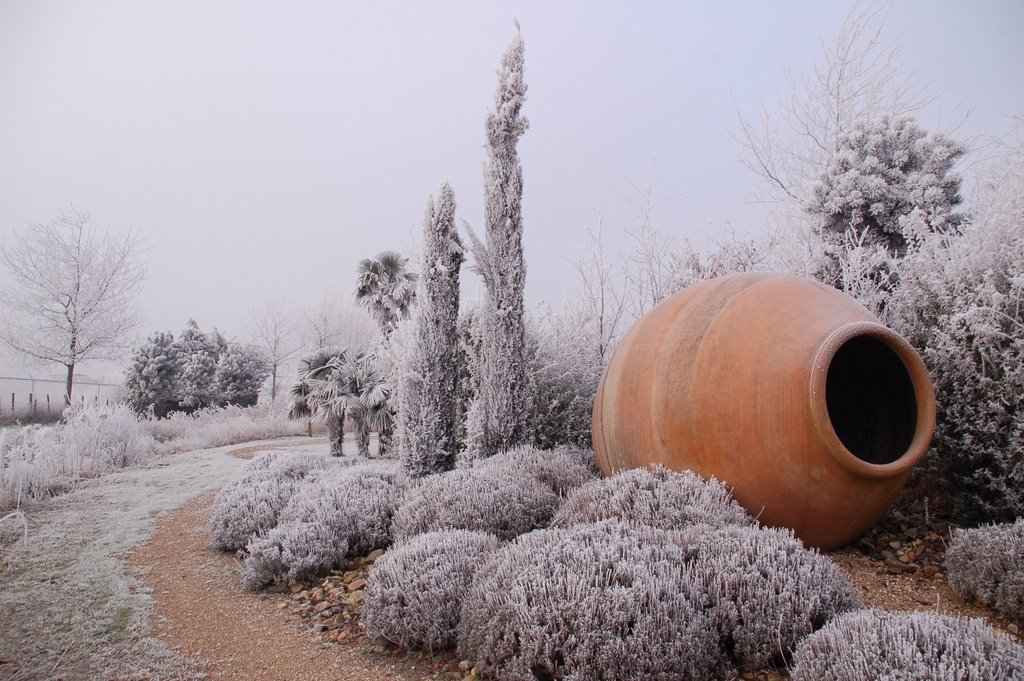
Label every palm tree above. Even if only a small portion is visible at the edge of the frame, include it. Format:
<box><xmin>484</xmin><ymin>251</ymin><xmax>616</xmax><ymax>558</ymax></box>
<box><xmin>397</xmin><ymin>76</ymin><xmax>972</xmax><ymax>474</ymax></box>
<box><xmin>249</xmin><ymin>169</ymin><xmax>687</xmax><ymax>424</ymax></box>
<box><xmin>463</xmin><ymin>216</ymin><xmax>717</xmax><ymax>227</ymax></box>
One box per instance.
<box><xmin>289</xmin><ymin>349</ymin><xmax>349</xmax><ymax>456</ymax></box>
<box><xmin>355</xmin><ymin>251</ymin><xmax>418</xmax><ymax>336</ymax></box>
<box><xmin>289</xmin><ymin>348</ymin><xmax>394</xmax><ymax>458</ymax></box>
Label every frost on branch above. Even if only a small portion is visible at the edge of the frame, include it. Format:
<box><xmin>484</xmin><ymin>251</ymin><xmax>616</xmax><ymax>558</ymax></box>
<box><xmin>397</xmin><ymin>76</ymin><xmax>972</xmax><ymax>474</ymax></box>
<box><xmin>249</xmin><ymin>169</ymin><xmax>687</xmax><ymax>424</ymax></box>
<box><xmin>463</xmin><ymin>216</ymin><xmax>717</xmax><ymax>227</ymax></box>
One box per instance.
<box><xmin>790</xmin><ymin>609</ymin><xmax>1024</xmax><ymax>680</ymax></box>
<box><xmin>551</xmin><ymin>465</ymin><xmax>754</xmax><ymax>530</ymax></box>
<box><xmin>945</xmin><ymin>519</ymin><xmax>1024</xmax><ymax>620</ymax></box>
<box><xmin>391</xmin><ymin>466</ymin><xmax>558</xmax><ymax>542</ymax></box>
<box><xmin>457</xmin><ymin>521</ymin><xmax>725</xmax><ymax>681</ymax></box>
<box><xmin>472</xmin><ymin>445</ymin><xmax>597</xmax><ymax>496</ymax></box>
<box><xmin>691</xmin><ymin>525</ymin><xmax>862</xmax><ymax>667</ymax></box>
<box><xmin>242</xmin><ymin>520</ymin><xmax>349</xmax><ymax>591</ymax></box>
<box><xmin>363</xmin><ymin>530</ymin><xmax>501</xmax><ymax>652</ymax></box>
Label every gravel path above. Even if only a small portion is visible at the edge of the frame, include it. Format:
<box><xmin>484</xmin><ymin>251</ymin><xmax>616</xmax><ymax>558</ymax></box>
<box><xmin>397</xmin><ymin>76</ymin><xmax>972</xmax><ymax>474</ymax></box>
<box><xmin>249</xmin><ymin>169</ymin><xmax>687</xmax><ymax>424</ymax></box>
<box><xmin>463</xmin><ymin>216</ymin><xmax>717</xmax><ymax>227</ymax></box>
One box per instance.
<box><xmin>0</xmin><ymin>436</ymin><xmax>322</xmax><ymax>680</ymax></box>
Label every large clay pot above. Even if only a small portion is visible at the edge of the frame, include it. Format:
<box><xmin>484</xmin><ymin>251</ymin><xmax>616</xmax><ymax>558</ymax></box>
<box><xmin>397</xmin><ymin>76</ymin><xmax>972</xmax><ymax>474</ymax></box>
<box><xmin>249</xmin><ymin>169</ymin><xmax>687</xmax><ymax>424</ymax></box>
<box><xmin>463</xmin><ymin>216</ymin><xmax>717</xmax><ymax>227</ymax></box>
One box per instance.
<box><xmin>592</xmin><ymin>272</ymin><xmax>935</xmax><ymax>550</ymax></box>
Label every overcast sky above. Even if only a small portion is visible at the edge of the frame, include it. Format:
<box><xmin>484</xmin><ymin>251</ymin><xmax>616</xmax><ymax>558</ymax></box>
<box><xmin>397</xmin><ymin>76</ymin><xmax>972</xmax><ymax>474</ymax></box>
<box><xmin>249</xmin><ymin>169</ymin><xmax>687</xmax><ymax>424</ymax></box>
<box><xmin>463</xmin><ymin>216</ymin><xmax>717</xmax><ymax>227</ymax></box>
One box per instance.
<box><xmin>1</xmin><ymin>1</ymin><xmax>1022</xmax><ymax>378</ymax></box>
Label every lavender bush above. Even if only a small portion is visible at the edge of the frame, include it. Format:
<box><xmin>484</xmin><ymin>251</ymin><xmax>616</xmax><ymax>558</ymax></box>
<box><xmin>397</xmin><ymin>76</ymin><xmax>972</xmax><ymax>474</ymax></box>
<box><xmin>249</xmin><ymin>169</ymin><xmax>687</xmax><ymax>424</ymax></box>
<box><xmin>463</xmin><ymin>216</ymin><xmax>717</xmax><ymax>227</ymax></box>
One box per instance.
<box><xmin>945</xmin><ymin>519</ymin><xmax>1024</xmax><ymax>620</ymax></box>
<box><xmin>242</xmin><ymin>520</ymin><xmax>349</xmax><ymax>590</ymax></box>
<box><xmin>472</xmin><ymin>445</ymin><xmax>597</xmax><ymax>496</ymax></box>
<box><xmin>551</xmin><ymin>465</ymin><xmax>753</xmax><ymax>530</ymax></box>
<box><xmin>458</xmin><ymin>521</ymin><xmax>725</xmax><ymax>681</ymax></box>
<box><xmin>791</xmin><ymin>609</ymin><xmax>1024</xmax><ymax>680</ymax></box>
<box><xmin>363</xmin><ymin>530</ymin><xmax>501</xmax><ymax>651</ymax></box>
<box><xmin>692</xmin><ymin>525</ymin><xmax>862</xmax><ymax>667</ymax></box>
<box><xmin>391</xmin><ymin>466</ymin><xmax>559</xmax><ymax>542</ymax></box>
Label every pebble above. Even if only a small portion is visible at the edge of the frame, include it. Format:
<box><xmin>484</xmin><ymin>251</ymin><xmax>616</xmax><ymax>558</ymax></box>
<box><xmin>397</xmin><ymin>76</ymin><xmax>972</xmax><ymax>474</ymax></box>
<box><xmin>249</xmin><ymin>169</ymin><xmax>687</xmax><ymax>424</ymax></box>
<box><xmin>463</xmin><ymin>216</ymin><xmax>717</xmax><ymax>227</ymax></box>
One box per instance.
<box><xmin>1008</xmin><ymin>624</ymin><xmax>1019</xmax><ymax>635</ymax></box>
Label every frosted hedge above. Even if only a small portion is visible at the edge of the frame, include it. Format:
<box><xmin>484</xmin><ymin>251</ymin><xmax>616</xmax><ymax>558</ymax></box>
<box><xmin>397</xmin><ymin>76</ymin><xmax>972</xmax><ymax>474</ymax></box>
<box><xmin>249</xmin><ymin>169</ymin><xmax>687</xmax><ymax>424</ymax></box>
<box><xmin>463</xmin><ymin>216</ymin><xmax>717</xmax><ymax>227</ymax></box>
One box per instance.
<box><xmin>551</xmin><ymin>465</ymin><xmax>754</xmax><ymax>530</ymax></box>
<box><xmin>791</xmin><ymin>609</ymin><xmax>1024</xmax><ymax>680</ymax></box>
<box><xmin>458</xmin><ymin>522</ymin><xmax>726</xmax><ymax>681</ymax></box>
<box><xmin>472</xmin><ymin>445</ymin><xmax>598</xmax><ymax>497</ymax></box>
<box><xmin>363</xmin><ymin>530</ymin><xmax>501</xmax><ymax>651</ymax></box>
<box><xmin>945</xmin><ymin>519</ymin><xmax>1024</xmax><ymax>620</ymax></box>
<box><xmin>391</xmin><ymin>466</ymin><xmax>559</xmax><ymax>542</ymax></box>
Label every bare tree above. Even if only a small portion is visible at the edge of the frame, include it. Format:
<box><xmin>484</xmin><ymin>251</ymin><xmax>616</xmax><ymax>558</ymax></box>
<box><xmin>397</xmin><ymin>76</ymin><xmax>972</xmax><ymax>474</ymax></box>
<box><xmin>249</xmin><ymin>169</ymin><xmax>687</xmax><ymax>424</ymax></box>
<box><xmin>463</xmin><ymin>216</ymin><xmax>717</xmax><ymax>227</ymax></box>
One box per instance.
<box><xmin>248</xmin><ymin>298</ymin><xmax>303</xmax><ymax>402</ymax></box>
<box><xmin>299</xmin><ymin>288</ymin><xmax>377</xmax><ymax>355</ymax></box>
<box><xmin>0</xmin><ymin>208</ymin><xmax>145</xmax><ymax>405</ymax></box>
<box><xmin>570</xmin><ymin>218</ymin><xmax>628</xmax><ymax>364</ymax></box>
<box><xmin>735</xmin><ymin>0</ymin><xmax>933</xmax><ymax>219</ymax></box>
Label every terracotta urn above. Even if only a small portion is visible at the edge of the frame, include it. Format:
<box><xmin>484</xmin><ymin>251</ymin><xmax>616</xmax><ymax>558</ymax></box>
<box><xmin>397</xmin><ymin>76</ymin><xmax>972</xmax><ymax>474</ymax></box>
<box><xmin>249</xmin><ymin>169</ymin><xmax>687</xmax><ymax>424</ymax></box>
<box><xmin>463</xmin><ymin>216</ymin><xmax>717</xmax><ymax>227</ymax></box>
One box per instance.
<box><xmin>592</xmin><ymin>272</ymin><xmax>935</xmax><ymax>550</ymax></box>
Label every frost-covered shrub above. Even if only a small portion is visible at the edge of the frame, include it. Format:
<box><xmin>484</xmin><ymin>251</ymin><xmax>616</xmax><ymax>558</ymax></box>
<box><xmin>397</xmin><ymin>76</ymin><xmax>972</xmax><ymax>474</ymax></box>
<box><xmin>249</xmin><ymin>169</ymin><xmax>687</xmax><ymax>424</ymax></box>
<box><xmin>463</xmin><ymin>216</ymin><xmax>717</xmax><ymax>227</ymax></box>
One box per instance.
<box><xmin>1</xmin><ymin>404</ymin><xmax>157</xmax><ymax>510</ymax></box>
<box><xmin>208</xmin><ymin>475</ymin><xmax>299</xmax><ymax>552</ymax></box>
<box><xmin>551</xmin><ymin>465</ymin><xmax>754</xmax><ymax>530</ymax></box>
<box><xmin>473</xmin><ymin>445</ymin><xmax>597</xmax><ymax>496</ymax></box>
<box><xmin>143</xmin><ymin>403</ymin><xmax>305</xmax><ymax>453</ymax></box>
<box><xmin>208</xmin><ymin>452</ymin><xmax>330</xmax><ymax>552</ymax></box>
<box><xmin>692</xmin><ymin>525</ymin><xmax>862</xmax><ymax>667</ymax></box>
<box><xmin>945</xmin><ymin>519</ymin><xmax>1024</xmax><ymax>620</ymax></box>
<box><xmin>241</xmin><ymin>520</ymin><xmax>349</xmax><ymax>590</ymax></box>
<box><xmin>526</xmin><ymin>311</ymin><xmax>602</xmax><ymax>450</ymax></box>
<box><xmin>391</xmin><ymin>467</ymin><xmax>559</xmax><ymax>542</ymax></box>
<box><xmin>790</xmin><ymin>609</ymin><xmax>1024</xmax><ymax>680</ymax></box>
<box><xmin>458</xmin><ymin>521</ymin><xmax>725</xmax><ymax>681</ymax></box>
<box><xmin>363</xmin><ymin>530</ymin><xmax>501</xmax><ymax>651</ymax></box>
<box><xmin>888</xmin><ymin>152</ymin><xmax>1024</xmax><ymax>521</ymax></box>
<box><xmin>278</xmin><ymin>462</ymin><xmax>409</xmax><ymax>555</ymax></box>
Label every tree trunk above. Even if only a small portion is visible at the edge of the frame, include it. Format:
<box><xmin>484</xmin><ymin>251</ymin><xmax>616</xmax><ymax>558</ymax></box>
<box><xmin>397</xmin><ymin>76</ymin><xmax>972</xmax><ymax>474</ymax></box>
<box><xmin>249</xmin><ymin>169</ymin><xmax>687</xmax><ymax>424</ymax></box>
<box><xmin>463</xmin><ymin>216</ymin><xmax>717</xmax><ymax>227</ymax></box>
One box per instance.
<box><xmin>326</xmin><ymin>414</ymin><xmax>344</xmax><ymax>457</ymax></box>
<box><xmin>64</xmin><ymin>362</ymin><xmax>75</xmax><ymax>408</ymax></box>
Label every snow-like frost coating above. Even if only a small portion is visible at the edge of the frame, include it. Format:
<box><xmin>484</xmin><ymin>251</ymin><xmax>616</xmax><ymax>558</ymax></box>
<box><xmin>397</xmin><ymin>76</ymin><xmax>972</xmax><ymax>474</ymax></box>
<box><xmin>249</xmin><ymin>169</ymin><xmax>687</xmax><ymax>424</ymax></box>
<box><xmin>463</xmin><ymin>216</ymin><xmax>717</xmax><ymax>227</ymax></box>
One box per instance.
<box><xmin>242</xmin><ymin>520</ymin><xmax>349</xmax><ymax>590</ymax></box>
<box><xmin>363</xmin><ymin>529</ymin><xmax>501</xmax><ymax>651</ymax></box>
<box><xmin>278</xmin><ymin>462</ymin><xmax>409</xmax><ymax>556</ymax></box>
<box><xmin>208</xmin><ymin>451</ymin><xmax>330</xmax><ymax>551</ymax></box>
<box><xmin>945</xmin><ymin>519</ymin><xmax>1024</xmax><ymax>620</ymax></box>
<box><xmin>391</xmin><ymin>466</ymin><xmax>559</xmax><ymax>542</ymax></box>
<box><xmin>691</xmin><ymin>524</ymin><xmax>862</xmax><ymax>667</ymax></box>
<box><xmin>551</xmin><ymin>465</ymin><xmax>754</xmax><ymax>530</ymax></box>
<box><xmin>790</xmin><ymin>609</ymin><xmax>1024</xmax><ymax>680</ymax></box>
<box><xmin>458</xmin><ymin>521</ymin><xmax>726</xmax><ymax>681</ymax></box>
<box><xmin>473</xmin><ymin>445</ymin><xmax>597</xmax><ymax>496</ymax></box>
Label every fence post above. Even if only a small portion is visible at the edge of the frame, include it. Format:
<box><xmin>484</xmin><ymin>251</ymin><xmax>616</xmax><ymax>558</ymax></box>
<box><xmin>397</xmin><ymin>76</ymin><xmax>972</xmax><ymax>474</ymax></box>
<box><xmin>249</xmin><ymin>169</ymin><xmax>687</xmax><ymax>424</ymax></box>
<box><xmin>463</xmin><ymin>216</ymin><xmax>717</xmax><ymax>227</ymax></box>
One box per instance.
<box><xmin>47</xmin><ymin>394</ymin><xmax>51</xmax><ymax>416</ymax></box>
<box><xmin>11</xmin><ymin>393</ymin><xmax>15</xmax><ymax>413</ymax></box>
<box><xmin>30</xmin><ymin>393</ymin><xmax>35</xmax><ymax>415</ymax></box>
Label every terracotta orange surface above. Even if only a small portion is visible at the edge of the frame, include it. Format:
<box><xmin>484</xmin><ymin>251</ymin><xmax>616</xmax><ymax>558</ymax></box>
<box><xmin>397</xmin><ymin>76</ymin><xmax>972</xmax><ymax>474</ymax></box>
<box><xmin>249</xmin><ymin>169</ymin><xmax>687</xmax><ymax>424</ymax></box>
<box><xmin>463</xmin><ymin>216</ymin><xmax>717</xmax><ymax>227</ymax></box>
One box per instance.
<box><xmin>592</xmin><ymin>273</ymin><xmax>935</xmax><ymax>549</ymax></box>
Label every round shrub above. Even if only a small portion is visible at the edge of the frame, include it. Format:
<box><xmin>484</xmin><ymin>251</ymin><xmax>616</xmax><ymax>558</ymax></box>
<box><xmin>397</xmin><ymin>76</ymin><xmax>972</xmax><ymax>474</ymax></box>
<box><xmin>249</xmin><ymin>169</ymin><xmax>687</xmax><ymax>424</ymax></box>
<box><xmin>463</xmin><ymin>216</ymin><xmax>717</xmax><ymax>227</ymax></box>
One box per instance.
<box><xmin>208</xmin><ymin>451</ymin><xmax>334</xmax><ymax>552</ymax></box>
<box><xmin>209</xmin><ymin>475</ymin><xmax>298</xmax><ymax>552</ymax></box>
<box><xmin>691</xmin><ymin>525</ymin><xmax>862</xmax><ymax>667</ymax></box>
<box><xmin>945</xmin><ymin>519</ymin><xmax>1024</xmax><ymax>619</ymax></box>
<box><xmin>391</xmin><ymin>467</ymin><xmax>560</xmax><ymax>542</ymax></box>
<box><xmin>551</xmin><ymin>465</ymin><xmax>754</xmax><ymax>530</ymax></box>
<box><xmin>791</xmin><ymin>609</ymin><xmax>1024</xmax><ymax>680</ymax></box>
<box><xmin>245</xmin><ymin>451</ymin><xmax>333</xmax><ymax>479</ymax></box>
<box><xmin>278</xmin><ymin>463</ymin><xmax>409</xmax><ymax>556</ymax></box>
<box><xmin>363</xmin><ymin>530</ymin><xmax>502</xmax><ymax>651</ymax></box>
<box><xmin>474</xmin><ymin>445</ymin><xmax>598</xmax><ymax>496</ymax></box>
<box><xmin>241</xmin><ymin>520</ymin><xmax>349</xmax><ymax>590</ymax></box>
<box><xmin>458</xmin><ymin>521</ymin><xmax>726</xmax><ymax>681</ymax></box>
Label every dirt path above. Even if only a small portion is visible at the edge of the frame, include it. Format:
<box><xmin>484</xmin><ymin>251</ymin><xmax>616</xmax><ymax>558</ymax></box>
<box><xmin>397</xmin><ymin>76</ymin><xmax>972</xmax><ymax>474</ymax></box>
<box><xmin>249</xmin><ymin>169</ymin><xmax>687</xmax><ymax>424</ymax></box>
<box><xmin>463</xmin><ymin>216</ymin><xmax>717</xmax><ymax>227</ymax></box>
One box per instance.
<box><xmin>127</xmin><ymin>492</ymin><xmax>440</xmax><ymax>681</ymax></box>
<box><xmin>0</xmin><ymin>437</ymin><xmax>325</xmax><ymax>680</ymax></box>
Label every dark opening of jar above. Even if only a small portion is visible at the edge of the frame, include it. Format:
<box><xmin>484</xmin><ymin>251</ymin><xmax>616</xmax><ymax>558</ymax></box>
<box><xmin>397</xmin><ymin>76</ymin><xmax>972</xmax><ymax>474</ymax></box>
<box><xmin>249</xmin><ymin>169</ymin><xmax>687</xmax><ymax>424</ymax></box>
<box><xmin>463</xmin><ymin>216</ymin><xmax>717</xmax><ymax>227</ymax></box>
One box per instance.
<box><xmin>825</xmin><ymin>335</ymin><xmax>918</xmax><ymax>465</ymax></box>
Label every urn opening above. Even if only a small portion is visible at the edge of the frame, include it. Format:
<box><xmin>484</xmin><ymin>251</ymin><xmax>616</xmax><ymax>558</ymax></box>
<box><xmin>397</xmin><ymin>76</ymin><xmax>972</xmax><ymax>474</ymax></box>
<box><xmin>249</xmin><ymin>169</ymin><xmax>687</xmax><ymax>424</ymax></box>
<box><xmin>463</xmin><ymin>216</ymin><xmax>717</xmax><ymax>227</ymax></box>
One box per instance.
<box><xmin>825</xmin><ymin>335</ymin><xmax>917</xmax><ymax>466</ymax></box>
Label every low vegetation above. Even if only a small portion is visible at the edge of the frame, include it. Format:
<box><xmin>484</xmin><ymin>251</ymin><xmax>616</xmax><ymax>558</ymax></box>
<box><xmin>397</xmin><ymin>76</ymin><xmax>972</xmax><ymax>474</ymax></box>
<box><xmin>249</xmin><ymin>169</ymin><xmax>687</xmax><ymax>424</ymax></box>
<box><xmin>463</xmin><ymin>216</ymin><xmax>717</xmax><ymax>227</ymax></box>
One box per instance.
<box><xmin>1</xmin><ymin>402</ymin><xmax>304</xmax><ymax>511</ymax></box>
<box><xmin>790</xmin><ymin>609</ymin><xmax>1024</xmax><ymax>679</ymax></box>
<box><xmin>945</xmin><ymin>519</ymin><xmax>1024</xmax><ymax>620</ymax></box>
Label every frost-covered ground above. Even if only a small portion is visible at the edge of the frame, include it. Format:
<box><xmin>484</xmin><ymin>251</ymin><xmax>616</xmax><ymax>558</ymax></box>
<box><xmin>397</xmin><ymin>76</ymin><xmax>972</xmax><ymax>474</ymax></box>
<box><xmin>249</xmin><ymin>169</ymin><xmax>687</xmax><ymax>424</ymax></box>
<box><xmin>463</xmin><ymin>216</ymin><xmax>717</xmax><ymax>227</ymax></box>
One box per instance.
<box><xmin>0</xmin><ymin>435</ymin><xmax>327</xmax><ymax>680</ymax></box>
